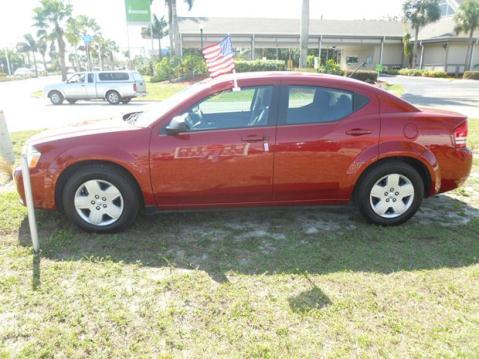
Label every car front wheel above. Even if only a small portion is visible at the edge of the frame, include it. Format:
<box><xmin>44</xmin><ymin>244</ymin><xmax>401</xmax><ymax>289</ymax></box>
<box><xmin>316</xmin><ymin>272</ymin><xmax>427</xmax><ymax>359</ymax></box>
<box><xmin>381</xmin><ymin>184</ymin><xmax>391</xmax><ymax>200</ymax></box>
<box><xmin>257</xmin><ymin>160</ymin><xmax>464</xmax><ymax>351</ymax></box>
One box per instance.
<box><xmin>62</xmin><ymin>164</ymin><xmax>140</xmax><ymax>232</ymax></box>
<box><xmin>49</xmin><ymin>91</ymin><xmax>64</xmax><ymax>105</ymax></box>
<box><xmin>355</xmin><ymin>162</ymin><xmax>424</xmax><ymax>225</ymax></box>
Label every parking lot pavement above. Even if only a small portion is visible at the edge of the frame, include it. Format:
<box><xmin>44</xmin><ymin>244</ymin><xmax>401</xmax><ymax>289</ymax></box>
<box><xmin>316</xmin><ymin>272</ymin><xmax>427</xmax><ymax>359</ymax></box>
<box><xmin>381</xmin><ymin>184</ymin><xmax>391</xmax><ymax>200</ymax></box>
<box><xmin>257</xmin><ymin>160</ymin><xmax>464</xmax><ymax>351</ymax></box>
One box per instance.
<box><xmin>380</xmin><ymin>75</ymin><xmax>479</xmax><ymax>119</ymax></box>
<box><xmin>0</xmin><ymin>76</ymin><xmax>158</xmax><ymax>132</ymax></box>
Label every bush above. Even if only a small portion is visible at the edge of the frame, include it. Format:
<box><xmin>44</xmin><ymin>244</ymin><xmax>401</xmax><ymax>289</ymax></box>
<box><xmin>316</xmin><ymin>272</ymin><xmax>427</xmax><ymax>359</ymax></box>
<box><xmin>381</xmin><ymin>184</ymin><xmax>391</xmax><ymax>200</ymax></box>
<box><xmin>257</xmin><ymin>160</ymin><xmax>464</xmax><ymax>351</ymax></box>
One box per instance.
<box><xmin>463</xmin><ymin>71</ymin><xmax>479</xmax><ymax>80</ymax></box>
<box><xmin>235</xmin><ymin>60</ymin><xmax>286</xmax><ymax>72</ymax></box>
<box><xmin>137</xmin><ymin>61</ymin><xmax>155</xmax><ymax>77</ymax></box>
<box><xmin>317</xmin><ymin>59</ymin><xmax>344</xmax><ymax>76</ymax></box>
<box><xmin>398</xmin><ymin>68</ymin><xmax>448</xmax><ymax>78</ymax></box>
<box><xmin>345</xmin><ymin>70</ymin><xmax>378</xmax><ymax>83</ymax></box>
<box><xmin>306</xmin><ymin>55</ymin><xmax>316</xmax><ymax>68</ymax></box>
<box><xmin>152</xmin><ymin>55</ymin><xmax>207</xmax><ymax>82</ymax></box>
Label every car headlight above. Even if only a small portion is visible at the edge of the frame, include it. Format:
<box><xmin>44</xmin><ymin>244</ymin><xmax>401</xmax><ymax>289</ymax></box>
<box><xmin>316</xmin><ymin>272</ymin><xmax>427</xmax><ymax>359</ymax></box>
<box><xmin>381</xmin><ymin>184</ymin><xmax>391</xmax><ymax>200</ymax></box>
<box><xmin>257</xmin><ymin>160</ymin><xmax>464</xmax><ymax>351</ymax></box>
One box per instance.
<box><xmin>23</xmin><ymin>144</ymin><xmax>42</xmax><ymax>168</ymax></box>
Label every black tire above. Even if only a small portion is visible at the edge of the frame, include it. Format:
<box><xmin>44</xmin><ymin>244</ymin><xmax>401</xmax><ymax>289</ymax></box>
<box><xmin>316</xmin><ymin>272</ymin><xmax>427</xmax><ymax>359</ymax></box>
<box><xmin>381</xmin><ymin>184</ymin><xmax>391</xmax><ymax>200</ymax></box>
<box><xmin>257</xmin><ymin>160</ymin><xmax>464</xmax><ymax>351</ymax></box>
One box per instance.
<box><xmin>67</xmin><ymin>99</ymin><xmax>77</xmax><ymax>104</ymax></box>
<box><xmin>106</xmin><ymin>90</ymin><xmax>121</xmax><ymax>105</ymax></box>
<box><xmin>121</xmin><ymin>97</ymin><xmax>132</xmax><ymax>104</ymax></box>
<box><xmin>49</xmin><ymin>91</ymin><xmax>64</xmax><ymax>105</ymax></box>
<box><xmin>354</xmin><ymin>161</ymin><xmax>424</xmax><ymax>226</ymax></box>
<box><xmin>62</xmin><ymin>164</ymin><xmax>140</xmax><ymax>232</ymax></box>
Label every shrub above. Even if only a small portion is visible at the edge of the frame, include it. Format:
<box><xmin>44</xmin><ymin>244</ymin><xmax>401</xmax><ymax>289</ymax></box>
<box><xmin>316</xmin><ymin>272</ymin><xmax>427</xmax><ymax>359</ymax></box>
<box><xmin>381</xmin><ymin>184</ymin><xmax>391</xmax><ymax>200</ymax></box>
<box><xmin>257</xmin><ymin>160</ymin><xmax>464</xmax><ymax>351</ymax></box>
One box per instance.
<box><xmin>317</xmin><ymin>59</ymin><xmax>344</xmax><ymax>76</ymax></box>
<box><xmin>345</xmin><ymin>70</ymin><xmax>378</xmax><ymax>83</ymax></box>
<box><xmin>306</xmin><ymin>55</ymin><xmax>316</xmax><ymax>68</ymax></box>
<box><xmin>463</xmin><ymin>71</ymin><xmax>479</xmax><ymax>80</ymax></box>
<box><xmin>137</xmin><ymin>61</ymin><xmax>155</xmax><ymax>77</ymax></box>
<box><xmin>152</xmin><ymin>55</ymin><xmax>207</xmax><ymax>82</ymax></box>
<box><xmin>398</xmin><ymin>68</ymin><xmax>448</xmax><ymax>78</ymax></box>
<box><xmin>235</xmin><ymin>60</ymin><xmax>286</xmax><ymax>72</ymax></box>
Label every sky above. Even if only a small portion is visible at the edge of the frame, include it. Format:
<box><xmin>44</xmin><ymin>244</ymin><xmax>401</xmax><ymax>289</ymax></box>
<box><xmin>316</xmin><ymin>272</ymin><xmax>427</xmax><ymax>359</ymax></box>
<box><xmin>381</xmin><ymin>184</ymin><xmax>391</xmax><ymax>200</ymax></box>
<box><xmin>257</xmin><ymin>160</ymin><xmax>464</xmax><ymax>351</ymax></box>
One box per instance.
<box><xmin>0</xmin><ymin>0</ymin><xmax>404</xmax><ymax>50</ymax></box>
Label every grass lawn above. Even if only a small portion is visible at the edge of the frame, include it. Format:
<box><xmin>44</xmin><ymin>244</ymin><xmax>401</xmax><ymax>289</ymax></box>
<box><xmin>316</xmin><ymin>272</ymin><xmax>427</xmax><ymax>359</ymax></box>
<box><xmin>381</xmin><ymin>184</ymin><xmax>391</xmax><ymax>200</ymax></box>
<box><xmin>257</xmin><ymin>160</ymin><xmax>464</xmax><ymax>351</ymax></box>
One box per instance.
<box><xmin>383</xmin><ymin>83</ymin><xmax>405</xmax><ymax>97</ymax></box>
<box><xmin>1</xmin><ymin>126</ymin><xmax>479</xmax><ymax>357</ymax></box>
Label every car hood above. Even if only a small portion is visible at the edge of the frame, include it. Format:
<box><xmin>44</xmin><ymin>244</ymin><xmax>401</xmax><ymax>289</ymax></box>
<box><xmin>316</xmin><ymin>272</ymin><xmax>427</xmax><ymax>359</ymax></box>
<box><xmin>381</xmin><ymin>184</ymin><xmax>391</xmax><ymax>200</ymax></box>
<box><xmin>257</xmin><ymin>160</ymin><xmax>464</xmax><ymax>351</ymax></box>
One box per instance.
<box><xmin>28</xmin><ymin>118</ymin><xmax>139</xmax><ymax>146</ymax></box>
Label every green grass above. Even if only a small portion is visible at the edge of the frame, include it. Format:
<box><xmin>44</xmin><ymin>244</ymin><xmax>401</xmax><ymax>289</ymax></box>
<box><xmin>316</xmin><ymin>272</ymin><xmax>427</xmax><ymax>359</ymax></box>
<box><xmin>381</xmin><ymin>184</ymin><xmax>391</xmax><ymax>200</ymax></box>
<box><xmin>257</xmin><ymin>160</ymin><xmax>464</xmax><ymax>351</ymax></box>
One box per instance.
<box><xmin>31</xmin><ymin>90</ymin><xmax>43</xmax><ymax>98</ymax></box>
<box><xmin>141</xmin><ymin>80</ymin><xmax>188</xmax><ymax>102</ymax></box>
<box><xmin>1</xmin><ymin>123</ymin><xmax>479</xmax><ymax>358</ymax></box>
<box><xmin>384</xmin><ymin>83</ymin><xmax>405</xmax><ymax>97</ymax></box>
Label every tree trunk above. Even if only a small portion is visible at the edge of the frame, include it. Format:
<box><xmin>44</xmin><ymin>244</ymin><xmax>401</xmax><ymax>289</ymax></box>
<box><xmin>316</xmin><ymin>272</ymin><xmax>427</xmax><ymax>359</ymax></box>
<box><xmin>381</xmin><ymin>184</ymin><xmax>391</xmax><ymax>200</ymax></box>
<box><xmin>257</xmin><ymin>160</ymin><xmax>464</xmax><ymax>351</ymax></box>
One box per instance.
<box><xmin>299</xmin><ymin>0</ymin><xmax>309</xmax><ymax>68</ymax></box>
<box><xmin>171</xmin><ymin>0</ymin><xmax>181</xmax><ymax>56</ymax></box>
<box><xmin>32</xmin><ymin>51</ymin><xmax>38</xmax><ymax>77</ymax></box>
<box><xmin>0</xmin><ymin>110</ymin><xmax>14</xmax><ymax>165</ymax></box>
<box><xmin>158</xmin><ymin>37</ymin><xmax>162</xmax><ymax>59</ymax></box>
<box><xmin>465</xmin><ymin>29</ymin><xmax>474</xmax><ymax>71</ymax></box>
<box><xmin>167</xmin><ymin>0</ymin><xmax>175</xmax><ymax>55</ymax></box>
<box><xmin>56</xmin><ymin>23</ymin><xmax>67</xmax><ymax>81</ymax></box>
<box><xmin>412</xmin><ymin>27</ymin><xmax>420</xmax><ymax>68</ymax></box>
<box><xmin>41</xmin><ymin>53</ymin><xmax>47</xmax><ymax>75</ymax></box>
<box><xmin>74</xmin><ymin>46</ymin><xmax>80</xmax><ymax>71</ymax></box>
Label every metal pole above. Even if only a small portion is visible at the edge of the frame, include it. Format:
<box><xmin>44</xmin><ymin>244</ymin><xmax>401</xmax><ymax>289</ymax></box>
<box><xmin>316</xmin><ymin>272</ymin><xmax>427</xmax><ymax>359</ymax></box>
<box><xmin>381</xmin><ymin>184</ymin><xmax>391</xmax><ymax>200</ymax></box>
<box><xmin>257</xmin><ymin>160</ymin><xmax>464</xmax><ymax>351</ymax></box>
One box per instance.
<box><xmin>379</xmin><ymin>36</ymin><xmax>385</xmax><ymax>65</ymax></box>
<box><xmin>251</xmin><ymin>34</ymin><xmax>255</xmax><ymax>60</ymax></box>
<box><xmin>318</xmin><ymin>35</ymin><xmax>323</xmax><ymax>66</ymax></box>
<box><xmin>21</xmin><ymin>155</ymin><xmax>40</xmax><ymax>254</ymax></box>
<box><xmin>200</xmin><ymin>28</ymin><xmax>204</xmax><ymax>50</ymax></box>
<box><xmin>420</xmin><ymin>41</ymin><xmax>424</xmax><ymax>69</ymax></box>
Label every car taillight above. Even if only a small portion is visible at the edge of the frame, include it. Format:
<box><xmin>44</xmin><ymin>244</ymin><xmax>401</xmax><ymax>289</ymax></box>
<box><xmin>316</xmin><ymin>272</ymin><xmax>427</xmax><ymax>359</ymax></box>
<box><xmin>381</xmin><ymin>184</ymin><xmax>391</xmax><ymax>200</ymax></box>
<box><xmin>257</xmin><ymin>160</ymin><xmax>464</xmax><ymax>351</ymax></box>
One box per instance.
<box><xmin>454</xmin><ymin>121</ymin><xmax>468</xmax><ymax>148</ymax></box>
<box><xmin>133</xmin><ymin>83</ymin><xmax>137</xmax><ymax>92</ymax></box>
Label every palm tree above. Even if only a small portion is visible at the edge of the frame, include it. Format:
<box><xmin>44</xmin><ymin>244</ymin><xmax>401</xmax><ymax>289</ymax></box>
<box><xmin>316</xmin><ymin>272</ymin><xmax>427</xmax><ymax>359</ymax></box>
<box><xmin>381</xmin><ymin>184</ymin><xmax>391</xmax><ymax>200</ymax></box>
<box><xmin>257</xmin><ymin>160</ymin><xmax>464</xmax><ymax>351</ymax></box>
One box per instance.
<box><xmin>299</xmin><ymin>0</ymin><xmax>309</xmax><ymax>68</ymax></box>
<box><xmin>37</xmin><ymin>37</ymin><xmax>48</xmax><ymax>74</ymax></box>
<box><xmin>403</xmin><ymin>0</ymin><xmax>441</xmax><ymax>68</ymax></box>
<box><xmin>65</xmin><ymin>15</ymin><xmax>101</xmax><ymax>71</ymax></box>
<box><xmin>92</xmin><ymin>36</ymin><xmax>119</xmax><ymax>70</ymax></box>
<box><xmin>454</xmin><ymin>0</ymin><xmax>479</xmax><ymax>71</ymax></box>
<box><xmin>142</xmin><ymin>15</ymin><xmax>168</xmax><ymax>58</ymax></box>
<box><xmin>33</xmin><ymin>0</ymin><xmax>73</xmax><ymax>81</ymax></box>
<box><xmin>16</xmin><ymin>34</ymin><xmax>39</xmax><ymax>77</ymax></box>
<box><xmin>164</xmin><ymin>0</ymin><xmax>193</xmax><ymax>56</ymax></box>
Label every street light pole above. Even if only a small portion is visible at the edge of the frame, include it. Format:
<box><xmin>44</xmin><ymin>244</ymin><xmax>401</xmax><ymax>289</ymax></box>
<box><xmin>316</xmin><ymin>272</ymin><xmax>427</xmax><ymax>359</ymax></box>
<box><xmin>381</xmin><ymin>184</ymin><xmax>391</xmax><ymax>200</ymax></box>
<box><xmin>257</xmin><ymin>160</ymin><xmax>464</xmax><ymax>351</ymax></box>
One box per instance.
<box><xmin>199</xmin><ymin>23</ymin><xmax>204</xmax><ymax>51</ymax></box>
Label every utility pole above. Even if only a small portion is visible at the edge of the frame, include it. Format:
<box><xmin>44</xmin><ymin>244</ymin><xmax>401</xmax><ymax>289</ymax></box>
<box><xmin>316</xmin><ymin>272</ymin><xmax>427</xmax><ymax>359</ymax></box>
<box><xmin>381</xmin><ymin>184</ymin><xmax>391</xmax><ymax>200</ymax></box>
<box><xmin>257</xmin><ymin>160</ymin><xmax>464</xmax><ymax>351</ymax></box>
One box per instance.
<box><xmin>4</xmin><ymin>48</ymin><xmax>11</xmax><ymax>75</ymax></box>
<box><xmin>299</xmin><ymin>0</ymin><xmax>309</xmax><ymax>68</ymax></box>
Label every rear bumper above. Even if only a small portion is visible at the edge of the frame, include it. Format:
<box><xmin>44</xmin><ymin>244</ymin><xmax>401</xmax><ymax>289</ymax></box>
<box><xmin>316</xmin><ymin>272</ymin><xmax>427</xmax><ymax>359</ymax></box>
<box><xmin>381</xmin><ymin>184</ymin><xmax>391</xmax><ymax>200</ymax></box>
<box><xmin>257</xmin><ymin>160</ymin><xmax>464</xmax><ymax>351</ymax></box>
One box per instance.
<box><xmin>437</xmin><ymin>148</ymin><xmax>473</xmax><ymax>194</ymax></box>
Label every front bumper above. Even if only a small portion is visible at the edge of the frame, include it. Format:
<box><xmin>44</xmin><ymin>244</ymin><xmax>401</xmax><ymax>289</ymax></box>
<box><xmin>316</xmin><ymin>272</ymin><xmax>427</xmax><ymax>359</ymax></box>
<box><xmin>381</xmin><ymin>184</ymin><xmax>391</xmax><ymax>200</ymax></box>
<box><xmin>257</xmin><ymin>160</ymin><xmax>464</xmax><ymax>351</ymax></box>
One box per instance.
<box><xmin>14</xmin><ymin>167</ymin><xmax>56</xmax><ymax>209</ymax></box>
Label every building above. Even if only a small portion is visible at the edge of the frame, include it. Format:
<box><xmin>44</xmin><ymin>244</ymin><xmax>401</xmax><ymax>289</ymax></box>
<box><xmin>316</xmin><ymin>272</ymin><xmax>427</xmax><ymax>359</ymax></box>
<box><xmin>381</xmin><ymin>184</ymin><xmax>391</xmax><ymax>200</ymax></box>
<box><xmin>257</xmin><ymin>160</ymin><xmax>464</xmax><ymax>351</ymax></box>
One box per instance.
<box><xmin>178</xmin><ymin>0</ymin><xmax>478</xmax><ymax>74</ymax></box>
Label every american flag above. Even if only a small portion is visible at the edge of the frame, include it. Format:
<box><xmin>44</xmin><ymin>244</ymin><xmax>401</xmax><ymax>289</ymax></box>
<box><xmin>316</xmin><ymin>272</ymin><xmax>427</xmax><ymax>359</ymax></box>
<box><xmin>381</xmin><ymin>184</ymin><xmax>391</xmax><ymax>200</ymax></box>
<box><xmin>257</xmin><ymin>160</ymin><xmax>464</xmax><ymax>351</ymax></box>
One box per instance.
<box><xmin>202</xmin><ymin>36</ymin><xmax>235</xmax><ymax>78</ymax></box>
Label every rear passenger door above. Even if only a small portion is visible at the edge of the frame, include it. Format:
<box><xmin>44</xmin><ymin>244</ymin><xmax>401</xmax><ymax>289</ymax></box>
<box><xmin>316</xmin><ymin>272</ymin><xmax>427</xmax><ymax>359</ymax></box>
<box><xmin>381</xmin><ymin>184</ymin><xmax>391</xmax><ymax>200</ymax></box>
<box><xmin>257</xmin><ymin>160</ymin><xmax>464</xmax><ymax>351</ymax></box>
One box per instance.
<box><xmin>273</xmin><ymin>82</ymin><xmax>380</xmax><ymax>201</ymax></box>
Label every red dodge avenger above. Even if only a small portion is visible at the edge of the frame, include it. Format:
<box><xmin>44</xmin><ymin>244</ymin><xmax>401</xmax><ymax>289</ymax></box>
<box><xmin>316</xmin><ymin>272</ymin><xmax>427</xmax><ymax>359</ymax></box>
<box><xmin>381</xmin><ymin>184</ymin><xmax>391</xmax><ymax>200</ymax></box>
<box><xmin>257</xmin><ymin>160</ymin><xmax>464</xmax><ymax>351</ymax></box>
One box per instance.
<box><xmin>15</xmin><ymin>72</ymin><xmax>472</xmax><ymax>232</ymax></box>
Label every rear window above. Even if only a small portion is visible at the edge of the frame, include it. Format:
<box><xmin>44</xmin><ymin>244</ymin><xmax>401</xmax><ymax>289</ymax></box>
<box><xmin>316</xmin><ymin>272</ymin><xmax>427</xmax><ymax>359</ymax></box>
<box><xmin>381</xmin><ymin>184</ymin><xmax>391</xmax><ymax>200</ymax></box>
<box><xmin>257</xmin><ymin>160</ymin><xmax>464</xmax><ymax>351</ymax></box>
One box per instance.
<box><xmin>98</xmin><ymin>72</ymin><xmax>130</xmax><ymax>81</ymax></box>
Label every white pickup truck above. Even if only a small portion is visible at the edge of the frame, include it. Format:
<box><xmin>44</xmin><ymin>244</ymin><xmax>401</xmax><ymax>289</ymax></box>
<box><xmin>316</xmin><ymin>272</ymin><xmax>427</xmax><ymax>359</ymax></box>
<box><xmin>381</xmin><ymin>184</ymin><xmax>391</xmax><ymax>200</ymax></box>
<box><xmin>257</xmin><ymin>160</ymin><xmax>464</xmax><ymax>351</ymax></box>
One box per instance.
<box><xmin>44</xmin><ymin>70</ymin><xmax>147</xmax><ymax>105</ymax></box>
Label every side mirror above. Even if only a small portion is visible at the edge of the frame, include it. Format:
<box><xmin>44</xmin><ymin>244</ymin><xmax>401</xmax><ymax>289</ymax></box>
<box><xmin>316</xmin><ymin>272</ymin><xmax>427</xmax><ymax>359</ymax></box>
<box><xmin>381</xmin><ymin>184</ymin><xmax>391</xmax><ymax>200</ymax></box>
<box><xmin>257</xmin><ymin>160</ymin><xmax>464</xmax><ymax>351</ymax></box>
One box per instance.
<box><xmin>165</xmin><ymin>114</ymin><xmax>189</xmax><ymax>135</ymax></box>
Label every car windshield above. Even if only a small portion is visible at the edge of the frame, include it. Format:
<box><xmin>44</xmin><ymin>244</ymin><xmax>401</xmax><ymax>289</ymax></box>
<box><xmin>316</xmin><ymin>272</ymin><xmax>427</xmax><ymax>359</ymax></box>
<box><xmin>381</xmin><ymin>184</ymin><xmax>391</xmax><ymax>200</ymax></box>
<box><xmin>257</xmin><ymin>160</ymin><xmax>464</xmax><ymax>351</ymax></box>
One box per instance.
<box><xmin>133</xmin><ymin>79</ymin><xmax>213</xmax><ymax>127</ymax></box>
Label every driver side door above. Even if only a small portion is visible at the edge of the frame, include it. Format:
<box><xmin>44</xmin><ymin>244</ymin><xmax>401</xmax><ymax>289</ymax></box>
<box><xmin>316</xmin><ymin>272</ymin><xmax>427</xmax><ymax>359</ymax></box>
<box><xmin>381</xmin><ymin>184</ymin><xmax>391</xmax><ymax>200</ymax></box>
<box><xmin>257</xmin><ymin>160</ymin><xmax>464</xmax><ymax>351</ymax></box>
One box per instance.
<box><xmin>63</xmin><ymin>73</ymin><xmax>87</xmax><ymax>98</ymax></box>
<box><xmin>149</xmin><ymin>85</ymin><xmax>278</xmax><ymax>207</ymax></box>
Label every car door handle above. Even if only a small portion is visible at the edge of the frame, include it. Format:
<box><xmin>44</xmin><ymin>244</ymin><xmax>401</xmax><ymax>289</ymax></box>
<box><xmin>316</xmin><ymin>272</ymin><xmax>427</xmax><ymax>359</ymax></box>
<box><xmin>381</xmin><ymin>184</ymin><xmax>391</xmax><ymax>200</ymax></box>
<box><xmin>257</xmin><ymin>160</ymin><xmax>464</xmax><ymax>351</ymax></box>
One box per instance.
<box><xmin>345</xmin><ymin>128</ymin><xmax>372</xmax><ymax>136</ymax></box>
<box><xmin>241</xmin><ymin>136</ymin><xmax>268</xmax><ymax>143</ymax></box>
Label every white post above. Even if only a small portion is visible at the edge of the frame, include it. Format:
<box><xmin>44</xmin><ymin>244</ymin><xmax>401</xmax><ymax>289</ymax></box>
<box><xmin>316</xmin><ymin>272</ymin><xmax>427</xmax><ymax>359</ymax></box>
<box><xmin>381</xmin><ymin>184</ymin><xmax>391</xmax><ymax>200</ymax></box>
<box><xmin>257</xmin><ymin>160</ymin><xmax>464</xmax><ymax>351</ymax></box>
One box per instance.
<box><xmin>21</xmin><ymin>155</ymin><xmax>40</xmax><ymax>254</ymax></box>
<box><xmin>4</xmin><ymin>49</ymin><xmax>11</xmax><ymax>75</ymax></box>
<box><xmin>0</xmin><ymin>110</ymin><xmax>14</xmax><ymax>164</ymax></box>
<box><xmin>420</xmin><ymin>42</ymin><xmax>425</xmax><ymax>69</ymax></box>
<box><xmin>379</xmin><ymin>36</ymin><xmax>385</xmax><ymax>65</ymax></box>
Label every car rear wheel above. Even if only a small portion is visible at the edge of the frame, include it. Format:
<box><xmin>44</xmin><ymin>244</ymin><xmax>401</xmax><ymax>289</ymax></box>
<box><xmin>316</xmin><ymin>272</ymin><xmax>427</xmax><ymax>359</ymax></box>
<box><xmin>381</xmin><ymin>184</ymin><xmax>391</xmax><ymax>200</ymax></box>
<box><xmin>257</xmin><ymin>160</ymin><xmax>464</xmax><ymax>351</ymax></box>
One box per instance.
<box><xmin>106</xmin><ymin>90</ymin><xmax>121</xmax><ymax>105</ymax></box>
<box><xmin>62</xmin><ymin>164</ymin><xmax>140</xmax><ymax>232</ymax></box>
<box><xmin>355</xmin><ymin>162</ymin><xmax>424</xmax><ymax>225</ymax></box>
<box><xmin>49</xmin><ymin>91</ymin><xmax>64</xmax><ymax>105</ymax></box>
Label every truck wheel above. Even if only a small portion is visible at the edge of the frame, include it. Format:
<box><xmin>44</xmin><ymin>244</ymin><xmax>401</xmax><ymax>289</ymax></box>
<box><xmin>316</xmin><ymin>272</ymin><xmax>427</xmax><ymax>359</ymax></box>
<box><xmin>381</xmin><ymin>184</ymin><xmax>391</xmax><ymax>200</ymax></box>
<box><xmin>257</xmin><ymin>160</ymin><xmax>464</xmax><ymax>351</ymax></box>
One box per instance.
<box><xmin>49</xmin><ymin>91</ymin><xmax>64</xmax><ymax>105</ymax></box>
<box><xmin>67</xmin><ymin>99</ymin><xmax>77</xmax><ymax>104</ymax></box>
<box><xmin>121</xmin><ymin>97</ymin><xmax>132</xmax><ymax>104</ymax></box>
<box><xmin>106</xmin><ymin>90</ymin><xmax>121</xmax><ymax>105</ymax></box>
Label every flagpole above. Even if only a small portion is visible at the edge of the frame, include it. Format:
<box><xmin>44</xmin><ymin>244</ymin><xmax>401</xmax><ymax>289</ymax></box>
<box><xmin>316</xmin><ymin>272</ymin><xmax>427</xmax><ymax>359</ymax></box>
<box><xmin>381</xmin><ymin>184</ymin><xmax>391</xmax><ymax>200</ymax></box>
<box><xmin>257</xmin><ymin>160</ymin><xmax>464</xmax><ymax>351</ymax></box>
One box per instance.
<box><xmin>228</xmin><ymin>34</ymin><xmax>241</xmax><ymax>92</ymax></box>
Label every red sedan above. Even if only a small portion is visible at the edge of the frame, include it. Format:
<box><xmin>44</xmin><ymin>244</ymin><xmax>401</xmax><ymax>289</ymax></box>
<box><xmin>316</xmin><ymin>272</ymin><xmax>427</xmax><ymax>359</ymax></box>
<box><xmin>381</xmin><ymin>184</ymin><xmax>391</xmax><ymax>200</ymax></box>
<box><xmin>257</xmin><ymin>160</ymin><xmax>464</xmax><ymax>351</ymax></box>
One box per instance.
<box><xmin>15</xmin><ymin>72</ymin><xmax>472</xmax><ymax>232</ymax></box>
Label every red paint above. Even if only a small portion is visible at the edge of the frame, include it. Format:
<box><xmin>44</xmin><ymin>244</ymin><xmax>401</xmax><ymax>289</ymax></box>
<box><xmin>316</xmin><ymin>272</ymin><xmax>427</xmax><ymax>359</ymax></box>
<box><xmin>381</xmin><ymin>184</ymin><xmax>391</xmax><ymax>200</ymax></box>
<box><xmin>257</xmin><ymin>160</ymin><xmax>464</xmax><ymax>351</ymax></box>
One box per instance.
<box><xmin>14</xmin><ymin>72</ymin><xmax>473</xmax><ymax>211</ymax></box>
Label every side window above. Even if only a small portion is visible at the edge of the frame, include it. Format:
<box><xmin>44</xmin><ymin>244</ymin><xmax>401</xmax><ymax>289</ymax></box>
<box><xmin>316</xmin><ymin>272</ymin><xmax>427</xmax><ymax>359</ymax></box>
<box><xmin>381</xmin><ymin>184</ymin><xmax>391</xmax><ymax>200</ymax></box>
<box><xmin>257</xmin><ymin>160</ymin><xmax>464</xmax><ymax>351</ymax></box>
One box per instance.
<box><xmin>99</xmin><ymin>72</ymin><xmax>130</xmax><ymax>81</ymax></box>
<box><xmin>182</xmin><ymin>86</ymin><xmax>273</xmax><ymax>132</ymax></box>
<box><xmin>68</xmin><ymin>73</ymin><xmax>84</xmax><ymax>83</ymax></box>
<box><xmin>285</xmin><ymin>86</ymin><xmax>354</xmax><ymax>125</ymax></box>
<box><xmin>87</xmin><ymin>73</ymin><xmax>94</xmax><ymax>83</ymax></box>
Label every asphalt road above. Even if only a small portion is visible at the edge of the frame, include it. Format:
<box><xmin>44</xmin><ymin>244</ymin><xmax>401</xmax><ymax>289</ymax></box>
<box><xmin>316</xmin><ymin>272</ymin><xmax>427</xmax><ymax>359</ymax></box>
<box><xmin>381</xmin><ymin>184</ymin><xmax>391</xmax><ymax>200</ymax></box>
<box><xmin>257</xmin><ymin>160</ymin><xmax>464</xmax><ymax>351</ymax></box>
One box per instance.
<box><xmin>0</xmin><ymin>76</ymin><xmax>157</xmax><ymax>132</ymax></box>
<box><xmin>380</xmin><ymin>75</ymin><xmax>479</xmax><ymax>119</ymax></box>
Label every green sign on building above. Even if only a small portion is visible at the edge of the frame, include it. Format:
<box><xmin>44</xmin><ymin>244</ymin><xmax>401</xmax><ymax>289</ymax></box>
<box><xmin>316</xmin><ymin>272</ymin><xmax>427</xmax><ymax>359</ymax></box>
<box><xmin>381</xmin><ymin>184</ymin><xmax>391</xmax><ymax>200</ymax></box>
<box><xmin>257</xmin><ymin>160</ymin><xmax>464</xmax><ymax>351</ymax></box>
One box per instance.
<box><xmin>125</xmin><ymin>0</ymin><xmax>151</xmax><ymax>24</ymax></box>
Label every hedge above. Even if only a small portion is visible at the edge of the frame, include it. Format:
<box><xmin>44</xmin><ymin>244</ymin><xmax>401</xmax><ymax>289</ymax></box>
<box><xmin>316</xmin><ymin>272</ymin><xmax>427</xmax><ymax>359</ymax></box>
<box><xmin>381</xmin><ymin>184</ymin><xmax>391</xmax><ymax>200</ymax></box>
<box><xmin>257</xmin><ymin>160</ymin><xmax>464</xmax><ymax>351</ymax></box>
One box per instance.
<box><xmin>398</xmin><ymin>68</ymin><xmax>448</xmax><ymax>78</ymax></box>
<box><xmin>463</xmin><ymin>71</ymin><xmax>479</xmax><ymax>80</ymax></box>
<box><xmin>345</xmin><ymin>70</ymin><xmax>378</xmax><ymax>83</ymax></box>
<box><xmin>235</xmin><ymin>60</ymin><xmax>286</xmax><ymax>72</ymax></box>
